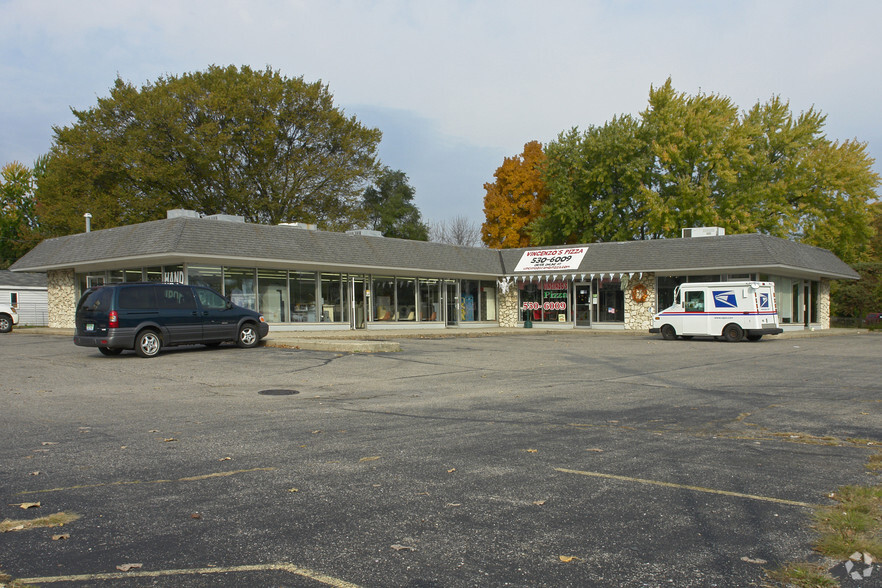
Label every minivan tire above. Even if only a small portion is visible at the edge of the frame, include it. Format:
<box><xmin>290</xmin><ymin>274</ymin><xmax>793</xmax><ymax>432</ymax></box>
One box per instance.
<box><xmin>135</xmin><ymin>330</ymin><xmax>162</xmax><ymax>357</ymax></box>
<box><xmin>236</xmin><ymin>323</ymin><xmax>260</xmax><ymax>348</ymax></box>
<box><xmin>98</xmin><ymin>347</ymin><xmax>123</xmax><ymax>356</ymax></box>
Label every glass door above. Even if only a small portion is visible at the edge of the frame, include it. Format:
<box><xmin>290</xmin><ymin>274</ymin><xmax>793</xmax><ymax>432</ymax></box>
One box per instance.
<box><xmin>575</xmin><ymin>282</ymin><xmax>591</xmax><ymax>327</ymax></box>
<box><xmin>445</xmin><ymin>281</ymin><xmax>458</xmax><ymax>326</ymax></box>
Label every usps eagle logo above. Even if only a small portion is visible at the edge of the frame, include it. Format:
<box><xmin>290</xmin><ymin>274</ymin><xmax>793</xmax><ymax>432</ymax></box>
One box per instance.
<box><xmin>759</xmin><ymin>293</ymin><xmax>770</xmax><ymax>309</ymax></box>
<box><xmin>713</xmin><ymin>290</ymin><xmax>737</xmax><ymax>308</ymax></box>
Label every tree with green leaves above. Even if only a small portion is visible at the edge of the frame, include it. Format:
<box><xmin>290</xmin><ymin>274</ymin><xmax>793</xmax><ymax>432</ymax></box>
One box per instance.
<box><xmin>37</xmin><ymin>65</ymin><xmax>383</xmax><ymax>236</ymax></box>
<box><xmin>361</xmin><ymin>168</ymin><xmax>429</xmax><ymax>240</ymax></box>
<box><xmin>520</xmin><ymin>79</ymin><xmax>879</xmax><ymax>263</ymax></box>
<box><xmin>531</xmin><ymin>117</ymin><xmax>649</xmax><ymax>244</ymax></box>
<box><xmin>1</xmin><ymin>157</ymin><xmax>45</xmax><ymax>268</ymax></box>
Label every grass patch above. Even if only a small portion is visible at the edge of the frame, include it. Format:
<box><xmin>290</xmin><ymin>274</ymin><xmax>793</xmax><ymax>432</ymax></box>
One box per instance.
<box><xmin>0</xmin><ymin>511</ymin><xmax>80</xmax><ymax>533</ymax></box>
<box><xmin>764</xmin><ymin>562</ymin><xmax>838</xmax><ymax>587</ymax></box>
<box><xmin>813</xmin><ymin>485</ymin><xmax>882</xmax><ymax>559</ymax></box>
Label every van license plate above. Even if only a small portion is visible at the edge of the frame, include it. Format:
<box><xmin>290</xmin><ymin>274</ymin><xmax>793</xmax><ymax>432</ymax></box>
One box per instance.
<box><xmin>85</xmin><ymin>323</ymin><xmax>95</xmax><ymax>332</ymax></box>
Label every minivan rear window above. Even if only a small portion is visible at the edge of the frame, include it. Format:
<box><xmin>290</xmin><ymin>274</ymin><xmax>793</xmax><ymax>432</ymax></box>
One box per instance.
<box><xmin>77</xmin><ymin>287</ymin><xmax>112</xmax><ymax>311</ymax></box>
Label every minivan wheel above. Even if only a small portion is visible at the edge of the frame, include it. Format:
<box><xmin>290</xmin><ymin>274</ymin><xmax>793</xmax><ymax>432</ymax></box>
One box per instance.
<box><xmin>0</xmin><ymin>314</ymin><xmax>12</xmax><ymax>333</ymax></box>
<box><xmin>236</xmin><ymin>323</ymin><xmax>259</xmax><ymax>348</ymax></box>
<box><xmin>135</xmin><ymin>330</ymin><xmax>162</xmax><ymax>357</ymax></box>
<box><xmin>98</xmin><ymin>347</ymin><xmax>123</xmax><ymax>356</ymax></box>
<box><xmin>722</xmin><ymin>323</ymin><xmax>744</xmax><ymax>343</ymax></box>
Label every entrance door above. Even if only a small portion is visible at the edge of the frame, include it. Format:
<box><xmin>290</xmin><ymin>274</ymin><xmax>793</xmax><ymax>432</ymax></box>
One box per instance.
<box><xmin>445</xmin><ymin>281</ymin><xmax>458</xmax><ymax>326</ymax></box>
<box><xmin>575</xmin><ymin>282</ymin><xmax>591</xmax><ymax>327</ymax></box>
<box><xmin>350</xmin><ymin>276</ymin><xmax>366</xmax><ymax>329</ymax></box>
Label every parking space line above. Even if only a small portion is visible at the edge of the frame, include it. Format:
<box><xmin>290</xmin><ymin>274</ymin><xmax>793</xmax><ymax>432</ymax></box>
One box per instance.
<box><xmin>19</xmin><ymin>562</ymin><xmax>361</xmax><ymax>587</ymax></box>
<box><xmin>15</xmin><ymin>467</ymin><xmax>276</xmax><ymax>495</ymax></box>
<box><xmin>554</xmin><ymin>467</ymin><xmax>816</xmax><ymax>508</ymax></box>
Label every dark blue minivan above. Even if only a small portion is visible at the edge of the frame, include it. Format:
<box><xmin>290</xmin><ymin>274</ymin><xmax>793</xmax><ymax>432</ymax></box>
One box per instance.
<box><xmin>74</xmin><ymin>283</ymin><xmax>269</xmax><ymax>357</ymax></box>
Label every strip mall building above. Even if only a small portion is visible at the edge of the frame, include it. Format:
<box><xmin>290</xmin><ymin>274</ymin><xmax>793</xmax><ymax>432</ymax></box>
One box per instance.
<box><xmin>10</xmin><ymin>210</ymin><xmax>859</xmax><ymax>332</ymax></box>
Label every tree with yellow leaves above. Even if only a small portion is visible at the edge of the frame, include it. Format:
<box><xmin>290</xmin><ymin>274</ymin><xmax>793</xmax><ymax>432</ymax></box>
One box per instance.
<box><xmin>481</xmin><ymin>141</ymin><xmax>548</xmax><ymax>248</ymax></box>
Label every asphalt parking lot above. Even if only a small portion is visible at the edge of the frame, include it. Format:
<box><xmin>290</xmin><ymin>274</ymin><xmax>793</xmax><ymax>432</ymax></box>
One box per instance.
<box><xmin>1</xmin><ymin>331</ymin><xmax>880</xmax><ymax>587</ymax></box>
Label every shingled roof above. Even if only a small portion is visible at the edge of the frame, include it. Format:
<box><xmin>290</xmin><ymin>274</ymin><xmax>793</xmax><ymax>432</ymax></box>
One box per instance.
<box><xmin>10</xmin><ymin>217</ymin><xmax>858</xmax><ymax>281</ymax></box>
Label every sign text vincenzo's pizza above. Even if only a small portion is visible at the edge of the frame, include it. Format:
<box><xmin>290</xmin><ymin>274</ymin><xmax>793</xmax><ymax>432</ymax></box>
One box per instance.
<box><xmin>514</xmin><ymin>247</ymin><xmax>588</xmax><ymax>273</ymax></box>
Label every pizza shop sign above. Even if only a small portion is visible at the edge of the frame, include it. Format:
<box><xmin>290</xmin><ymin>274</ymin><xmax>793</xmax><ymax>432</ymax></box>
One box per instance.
<box><xmin>514</xmin><ymin>247</ymin><xmax>587</xmax><ymax>272</ymax></box>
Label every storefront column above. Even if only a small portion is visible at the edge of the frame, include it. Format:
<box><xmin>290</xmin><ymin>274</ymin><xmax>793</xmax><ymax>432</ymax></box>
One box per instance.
<box><xmin>623</xmin><ymin>273</ymin><xmax>656</xmax><ymax>331</ymax></box>
<box><xmin>48</xmin><ymin>269</ymin><xmax>76</xmax><ymax>329</ymax></box>
<box><xmin>497</xmin><ymin>278</ymin><xmax>519</xmax><ymax>328</ymax></box>
<box><xmin>820</xmin><ymin>279</ymin><xmax>831</xmax><ymax>328</ymax></box>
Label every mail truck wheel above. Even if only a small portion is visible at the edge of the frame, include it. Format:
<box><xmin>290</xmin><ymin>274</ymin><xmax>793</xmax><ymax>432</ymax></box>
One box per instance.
<box><xmin>746</xmin><ymin>333</ymin><xmax>763</xmax><ymax>342</ymax></box>
<box><xmin>0</xmin><ymin>314</ymin><xmax>12</xmax><ymax>333</ymax></box>
<box><xmin>135</xmin><ymin>329</ymin><xmax>162</xmax><ymax>357</ymax></box>
<box><xmin>660</xmin><ymin>324</ymin><xmax>677</xmax><ymax>340</ymax></box>
<box><xmin>722</xmin><ymin>323</ymin><xmax>744</xmax><ymax>343</ymax></box>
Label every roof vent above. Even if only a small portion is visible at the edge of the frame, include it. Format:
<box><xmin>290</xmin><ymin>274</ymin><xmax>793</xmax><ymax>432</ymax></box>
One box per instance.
<box><xmin>203</xmin><ymin>214</ymin><xmax>245</xmax><ymax>223</ymax></box>
<box><xmin>681</xmin><ymin>227</ymin><xmax>725</xmax><ymax>238</ymax></box>
<box><xmin>346</xmin><ymin>229</ymin><xmax>383</xmax><ymax>238</ymax></box>
<box><xmin>279</xmin><ymin>222</ymin><xmax>317</xmax><ymax>230</ymax></box>
<box><xmin>167</xmin><ymin>209</ymin><xmax>200</xmax><ymax>219</ymax></box>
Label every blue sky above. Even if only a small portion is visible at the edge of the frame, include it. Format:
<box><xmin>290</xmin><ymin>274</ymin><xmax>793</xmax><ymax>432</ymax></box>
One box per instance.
<box><xmin>2</xmin><ymin>0</ymin><xmax>880</xmax><ymax>225</ymax></box>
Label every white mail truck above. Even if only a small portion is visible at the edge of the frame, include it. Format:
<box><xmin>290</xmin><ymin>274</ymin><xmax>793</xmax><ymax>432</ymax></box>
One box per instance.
<box><xmin>650</xmin><ymin>281</ymin><xmax>784</xmax><ymax>342</ymax></box>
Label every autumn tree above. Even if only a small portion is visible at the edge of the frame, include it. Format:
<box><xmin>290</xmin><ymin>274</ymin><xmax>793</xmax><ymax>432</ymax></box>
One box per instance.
<box><xmin>481</xmin><ymin>141</ymin><xmax>548</xmax><ymax>248</ymax></box>
<box><xmin>37</xmin><ymin>65</ymin><xmax>382</xmax><ymax>236</ymax></box>
<box><xmin>362</xmin><ymin>168</ymin><xmax>429</xmax><ymax>240</ymax></box>
<box><xmin>0</xmin><ymin>158</ymin><xmax>44</xmax><ymax>267</ymax></box>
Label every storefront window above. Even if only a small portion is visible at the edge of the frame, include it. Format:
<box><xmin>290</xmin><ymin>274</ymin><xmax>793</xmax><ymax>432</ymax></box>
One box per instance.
<box><xmin>320</xmin><ymin>273</ymin><xmax>346</xmax><ymax>322</ymax></box>
<box><xmin>541</xmin><ymin>280</ymin><xmax>568</xmax><ymax>323</ymax></box>
<box><xmin>656</xmin><ymin>276</ymin><xmax>684</xmax><ymax>311</ymax></box>
<box><xmin>373</xmin><ymin>277</ymin><xmax>395</xmax><ymax>321</ymax></box>
<box><xmin>258</xmin><ymin>269</ymin><xmax>288</xmax><ymax>323</ymax></box>
<box><xmin>145</xmin><ymin>266</ymin><xmax>163</xmax><ymax>282</ymax></box>
<box><xmin>290</xmin><ymin>271</ymin><xmax>317</xmax><ymax>322</ymax></box>
<box><xmin>594</xmin><ymin>278</ymin><xmax>623</xmax><ymax>322</ymax></box>
<box><xmin>108</xmin><ymin>270</ymin><xmax>124</xmax><ymax>283</ymax></box>
<box><xmin>225</xmin><ymin>267</ymin><xmax>256</xmax><ymax>310</ymax></box>
<box><xmin>419</xmin><ymin>279</ymin><xmax>441</xmax><ymax>321</ymax></box>
<box><xmin>519</xmin><ymin>282</ymin><xmax>542</xmax><ymax>322</ymax></box>
<box><xmin>188</xmin><ymin>266</ymin><xmax>223</xmax><ymax>292</ymax></box>
<box><xmin>460</xmin><ymin>280</ymin><xmax>479</xmax><ymax>321</ymax></box>
<box><xmin>396</xmin><ymin>278</ymin><xmax>416</xmax><ymax>321</ymax></box>
<box><xmin>124</xmin><ymin>268</ymin><xmax>144</xmax><ymax>282</ymax></box>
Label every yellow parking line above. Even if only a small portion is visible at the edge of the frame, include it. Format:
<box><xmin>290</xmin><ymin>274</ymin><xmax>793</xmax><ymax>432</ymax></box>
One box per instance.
<box><xmin>19</xmin><ymin>562</ymin><xmax>360</xmax><ymax>587</ymax></box>
<box><xmin>16</xmin><ymin>467</ymin><xmax>276</xmax><ymax>495</ymax></box>
<box><xmin>554</xmin><ymin>467</ymin><xmax>816</xmax><ymax>508</ymax></box>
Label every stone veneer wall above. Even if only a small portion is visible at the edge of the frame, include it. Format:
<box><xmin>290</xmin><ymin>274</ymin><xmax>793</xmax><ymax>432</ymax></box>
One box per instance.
<box><xmin>819</xmin><ymin>279</ymin><xmax>831</xmax><ymax>328</ymax></box>
<box><xmin>48</xmin><ymin>269</ymin><xmax>76</xmax><ymax>329</ymax></box>
<box><xmin>497</xmin><ymin>279</ymin><xmax>520</xmax><ymax>328</ymax></box>
<box><xmin>622</xmin><ymin>273</ymin><xmax>656</xmax><ymax>331</ymax></box>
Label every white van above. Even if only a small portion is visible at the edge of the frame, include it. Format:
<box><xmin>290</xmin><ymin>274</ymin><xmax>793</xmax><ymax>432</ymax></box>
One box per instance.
<box><xmin>650</xmin><ymin>281</ymin><xmax>783</xmax><ymax>342</ymax></box>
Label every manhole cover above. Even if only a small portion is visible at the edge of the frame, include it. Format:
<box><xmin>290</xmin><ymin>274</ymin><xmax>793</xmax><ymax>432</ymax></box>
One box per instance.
<box><xmin>258</xmin><ymin>389</ymin><xmax>300</xmax><ymax>396</ymax></box>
